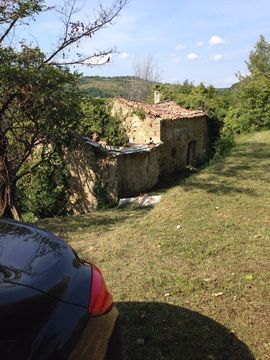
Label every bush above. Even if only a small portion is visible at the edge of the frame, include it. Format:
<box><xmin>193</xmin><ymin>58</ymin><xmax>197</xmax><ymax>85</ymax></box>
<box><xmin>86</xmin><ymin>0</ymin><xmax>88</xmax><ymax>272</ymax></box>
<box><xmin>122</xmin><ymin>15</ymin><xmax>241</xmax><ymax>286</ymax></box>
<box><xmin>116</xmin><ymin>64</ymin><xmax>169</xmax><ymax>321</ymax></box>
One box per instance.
<box><xmin>80</xmin><ymin>97</ymin><xmax>128</xmax><ymax>146</ymax></box>
<box><xmin>212</xmin><ymin>135</ymin><xmax>235</xmax><ymax>161</ymax></box>
<box><xmin>17</xmin><ymin>155</ymin><xmax>69</xmax><ymax>218</ymax></box>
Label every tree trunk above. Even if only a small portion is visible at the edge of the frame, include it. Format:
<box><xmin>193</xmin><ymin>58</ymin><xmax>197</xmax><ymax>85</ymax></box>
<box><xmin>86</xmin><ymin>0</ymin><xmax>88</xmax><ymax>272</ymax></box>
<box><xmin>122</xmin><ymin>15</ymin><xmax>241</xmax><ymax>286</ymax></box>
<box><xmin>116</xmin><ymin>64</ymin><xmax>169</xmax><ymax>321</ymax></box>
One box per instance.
<box><xmin>0</xmin><ymin>131</ymin><xmax>21</xmax><ymax>221</ymax></box>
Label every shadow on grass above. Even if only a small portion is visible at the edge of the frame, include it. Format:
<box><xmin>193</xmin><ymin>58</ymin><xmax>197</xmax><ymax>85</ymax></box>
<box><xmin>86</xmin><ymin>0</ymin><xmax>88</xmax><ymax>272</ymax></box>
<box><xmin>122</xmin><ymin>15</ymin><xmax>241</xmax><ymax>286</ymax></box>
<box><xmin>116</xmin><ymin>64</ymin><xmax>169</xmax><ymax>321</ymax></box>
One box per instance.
<box><xmin>181</xmin><ymin>140</ymin><xmax>270</xmax><ymax>196</ymax></box>
<box><xmin>35</xmin><ymin>208</ymin><xmax>150</xmax><ymax>235</ymax></box>
<box><xmin>183</xmin><ymin>180</ymin><xmax>258</xmax><ymax>196</ymax></box>
<box><xmin>152</xmin><ymin>168</ymin><xmax>198</xmax><ymax>194</ymax></box>
<box><xmin>117</xmin><ymin>302</ymin><xmax>254</xmax><ymax>360</ymax></box>
<box><xmin>235</xmin><ymin>142</ymin><xmax>270</xmax><ymax>159</ymax></box>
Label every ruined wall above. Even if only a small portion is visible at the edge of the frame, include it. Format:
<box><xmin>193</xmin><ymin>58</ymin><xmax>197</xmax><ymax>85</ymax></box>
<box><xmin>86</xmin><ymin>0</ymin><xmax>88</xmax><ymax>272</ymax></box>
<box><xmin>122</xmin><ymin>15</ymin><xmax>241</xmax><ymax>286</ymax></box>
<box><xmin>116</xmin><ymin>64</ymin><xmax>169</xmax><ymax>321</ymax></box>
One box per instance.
<box><xmin>117</xmin><ymin>146</ymin><xmax>161</xmax><ymax>198</ymax></box>
<box><xmin>67</xmin><ymin>141</ymin><xmax>162</xmax><ymax>213</ymax></box>
<box><xmin>67</xmin><ymin>143</ymin><xmax>118</xmax><ymax>214</ymax></box>
<box><xmin>159</xmin><ymin>116</ymin><xmax>208</xmax><ymax>177</ymax></box>
<box><xmin>111</xmin><ymin>101</ymin><xmax>161</xmax><ymax>144</ymax></box>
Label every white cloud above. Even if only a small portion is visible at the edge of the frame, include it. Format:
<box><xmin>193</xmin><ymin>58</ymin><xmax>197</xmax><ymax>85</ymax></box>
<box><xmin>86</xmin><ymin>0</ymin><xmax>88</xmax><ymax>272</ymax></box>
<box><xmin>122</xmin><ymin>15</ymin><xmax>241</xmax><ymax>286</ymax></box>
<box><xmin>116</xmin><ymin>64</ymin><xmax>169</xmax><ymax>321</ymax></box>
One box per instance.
<box><xmin>210</xmin><ymin>54</ymin><xmax>223</xmax><ymax>61</ymax></box>
<box><xmin>187</xmin><ymin>52</ymin><xmax>200</xmax><ymax>60</ymax></box>
<box><xmin>209</xmin><ymin>35</ymin><xmax>224</xmax><ymax>46</ymax></box>
<box><xmin>175</xmin><ymin>44</ymin><xmax>185</xmax><ymax>50</ymax></box>
<box><xmin>196</xmin><ymin>41</ymin><xmax>204</xmax><ymax>47</ymax></box>
<box><xmin>119</xmin><ymin>52</ymin><xmax>129</xmax><ymax>59</ymax></box>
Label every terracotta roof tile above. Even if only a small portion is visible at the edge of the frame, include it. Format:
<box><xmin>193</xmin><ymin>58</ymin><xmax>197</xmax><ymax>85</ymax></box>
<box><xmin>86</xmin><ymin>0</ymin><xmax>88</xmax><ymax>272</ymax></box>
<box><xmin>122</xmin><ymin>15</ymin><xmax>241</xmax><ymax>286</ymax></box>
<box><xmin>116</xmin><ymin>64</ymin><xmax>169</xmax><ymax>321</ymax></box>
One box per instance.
<box><xmin>114</xmin><ymin>98</ymin><xmax>206</xmax><ymax>120</ymax></box>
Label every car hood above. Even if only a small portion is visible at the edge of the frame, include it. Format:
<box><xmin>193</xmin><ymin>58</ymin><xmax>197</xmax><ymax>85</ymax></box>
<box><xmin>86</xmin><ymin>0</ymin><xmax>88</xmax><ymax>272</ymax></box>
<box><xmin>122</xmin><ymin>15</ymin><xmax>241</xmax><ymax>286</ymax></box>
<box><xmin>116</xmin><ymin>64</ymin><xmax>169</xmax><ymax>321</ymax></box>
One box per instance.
<box><xmin>0</xmin><ymin>220</ymin><xmax>91</xmax><ymax>308</ymax></box>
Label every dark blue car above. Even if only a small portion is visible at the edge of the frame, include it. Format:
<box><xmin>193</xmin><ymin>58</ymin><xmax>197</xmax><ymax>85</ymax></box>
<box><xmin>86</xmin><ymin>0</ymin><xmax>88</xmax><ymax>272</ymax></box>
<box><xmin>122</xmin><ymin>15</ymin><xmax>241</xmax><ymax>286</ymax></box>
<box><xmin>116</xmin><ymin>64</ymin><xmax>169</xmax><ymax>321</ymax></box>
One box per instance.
<box><xmin>0</xmin><ymin>219</ymin><xmax>121</xmax><ymax>359</ymax></box>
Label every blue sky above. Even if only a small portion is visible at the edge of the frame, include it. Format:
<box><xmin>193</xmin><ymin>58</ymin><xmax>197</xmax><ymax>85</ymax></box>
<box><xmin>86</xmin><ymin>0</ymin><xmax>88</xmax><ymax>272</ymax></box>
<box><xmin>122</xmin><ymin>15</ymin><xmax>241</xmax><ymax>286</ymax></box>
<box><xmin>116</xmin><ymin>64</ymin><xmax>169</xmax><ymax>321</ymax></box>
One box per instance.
<box><xmin>21</xmin><ymin>0</ymin><xmax>270</xmax><ymax>87</ymax></box>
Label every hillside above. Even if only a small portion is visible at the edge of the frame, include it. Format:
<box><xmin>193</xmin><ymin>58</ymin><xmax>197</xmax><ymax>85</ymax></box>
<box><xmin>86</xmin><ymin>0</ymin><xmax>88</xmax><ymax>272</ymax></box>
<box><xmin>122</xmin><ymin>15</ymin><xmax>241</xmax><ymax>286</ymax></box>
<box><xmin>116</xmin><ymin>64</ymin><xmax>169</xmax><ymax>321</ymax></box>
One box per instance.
<box><xmin>79</xmin><ymin>76</ymin><xmax>232</xmax><ymax>99</ymax></box>
<box><xmin>37</xmin><ymin>130</ymin><xmax>270</xmax><ymax>360</ymax></box>
<box><xmin>80</xmin><ymin>76</ymin><xmax>149</xmax><ymax>98</ymax></box>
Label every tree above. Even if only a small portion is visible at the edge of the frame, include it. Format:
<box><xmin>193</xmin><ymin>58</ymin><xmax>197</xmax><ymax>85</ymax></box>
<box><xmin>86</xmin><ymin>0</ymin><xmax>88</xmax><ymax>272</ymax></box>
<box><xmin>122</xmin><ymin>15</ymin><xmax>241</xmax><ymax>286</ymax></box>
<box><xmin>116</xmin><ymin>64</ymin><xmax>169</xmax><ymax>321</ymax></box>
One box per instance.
<box><xmin>129</xmin><ymin>55</ymin><xmax>162</xmax><ymax>102</ymax></box>
<box><xmin>223</xmin><ymin>77</ymin><xmax>270</xmax><ymax>134</ymax></box>
<box><xmin>223</xmin><ymin>35</ymin><xmax>270</xmax><ymax>135</ymax></box>
<box><xmin>156</xmin><ymin>81</ymin><xmax>229</xmax><ymax>126</ymax></box>
<box><xmin>155</xmin><ymin>81</ymin><xmax>230</xmax><ymax>152</ymax></box>
<box><xmin>247</xmin><ymin>35</ymin><xmax>270</xmax><ymax>80</ymax></box>
<box><xmin>80</xmin><ymin>97</ymin><xmax>128</xmax><ymax>146</ymax></box>
<box><xmin>0</xmin><ymin>0</ymin><xmax>127</xmax><ymax>219</ymax></box>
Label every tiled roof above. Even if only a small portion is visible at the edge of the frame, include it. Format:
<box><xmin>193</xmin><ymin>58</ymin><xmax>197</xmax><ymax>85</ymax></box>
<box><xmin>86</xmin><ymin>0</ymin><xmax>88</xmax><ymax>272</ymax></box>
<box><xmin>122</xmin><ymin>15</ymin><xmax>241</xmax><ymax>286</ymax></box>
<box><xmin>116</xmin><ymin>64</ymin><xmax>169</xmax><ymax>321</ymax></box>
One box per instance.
<box><xmin>114</xmin><ymin>98</ymin><xmax>206</xmax><ymax>120</ymax></box>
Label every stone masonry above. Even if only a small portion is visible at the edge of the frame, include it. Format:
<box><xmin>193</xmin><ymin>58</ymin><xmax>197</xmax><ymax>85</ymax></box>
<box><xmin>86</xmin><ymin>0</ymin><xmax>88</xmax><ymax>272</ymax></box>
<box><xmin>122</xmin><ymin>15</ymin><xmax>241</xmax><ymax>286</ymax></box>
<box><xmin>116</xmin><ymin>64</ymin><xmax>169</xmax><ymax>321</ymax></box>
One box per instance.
<box><xmin>68</xmin><ymin>98</ymin><xmax>209</xmax><ymax>213</ymax></box>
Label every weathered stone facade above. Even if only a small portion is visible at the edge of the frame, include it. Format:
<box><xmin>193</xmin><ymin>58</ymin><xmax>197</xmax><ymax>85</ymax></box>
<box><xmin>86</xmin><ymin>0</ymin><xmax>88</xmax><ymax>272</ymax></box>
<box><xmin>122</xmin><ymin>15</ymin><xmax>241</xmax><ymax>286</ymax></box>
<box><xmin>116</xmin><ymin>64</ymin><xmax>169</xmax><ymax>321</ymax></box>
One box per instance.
<box><xmin>111</xmin><ymin>100</ymin><xmax>161</xmax><ymax>144</ymax></box>
<box><xmin>112</xmin><ymin>98</ymin><xmax>209</xmax><ymax>176</ymax></box>
<box><xmin>67</xmin><ymin>140</ymin><xmax>162</xmax><ymax>214</ymax></box>
<box><xmin>68</xmin><ymin>98</ymin><xmax>209</xmax><ymax>213</ymax></box>
<box><xmin>67</xmin><ymin>142</ymin><xmax>118</xmax><ymax>214</ymax></box>
<box><xmin>159</xmin><ymin>116</ymin><xmax>208</xmax><ymax>176</ymax></box>
<box><xmin>117</xmin><ymin>144</ymin><xmax>161</xmax><ymax>197</ymax></box>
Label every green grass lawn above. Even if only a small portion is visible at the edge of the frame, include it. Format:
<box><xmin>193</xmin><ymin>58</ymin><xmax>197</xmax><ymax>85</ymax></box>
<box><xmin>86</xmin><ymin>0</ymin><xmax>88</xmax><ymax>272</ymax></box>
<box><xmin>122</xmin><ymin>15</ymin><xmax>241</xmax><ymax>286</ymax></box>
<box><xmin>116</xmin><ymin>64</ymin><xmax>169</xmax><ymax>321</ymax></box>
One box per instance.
<box><xmin>37</xmin><ymin>130</ymin><xmax>270</xmax><ymax>360</ymax></box>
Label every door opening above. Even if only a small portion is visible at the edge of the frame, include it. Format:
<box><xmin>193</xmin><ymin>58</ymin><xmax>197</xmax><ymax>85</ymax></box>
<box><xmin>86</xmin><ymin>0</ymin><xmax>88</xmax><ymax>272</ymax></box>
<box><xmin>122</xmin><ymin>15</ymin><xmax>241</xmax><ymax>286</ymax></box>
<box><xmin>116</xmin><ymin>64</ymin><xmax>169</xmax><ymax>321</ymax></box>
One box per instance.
<box><xmin>187</xmin><ymin>141</ymin><xmax>197</xmax><ymax>166</ymax></box>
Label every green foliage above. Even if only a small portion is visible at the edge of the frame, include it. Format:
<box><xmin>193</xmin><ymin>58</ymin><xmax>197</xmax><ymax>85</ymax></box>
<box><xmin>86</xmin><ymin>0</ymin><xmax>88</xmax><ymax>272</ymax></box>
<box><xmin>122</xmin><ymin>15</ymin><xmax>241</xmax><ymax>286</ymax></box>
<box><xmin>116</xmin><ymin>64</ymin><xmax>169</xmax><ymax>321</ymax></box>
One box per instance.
<box><xmin>80</xmin><ymin>97</ymin><xmax>128</xmax><ymax>146</ymax></box>
<box><xmin>0</xmin><ymin>0</ymin><xmax>127</xmax><ymax>219</ymax></box>
<box><xmin>156</xmin><ymin>81</ymin><xmax>230</xmax><ymax>150</ymax></box>
<box><xmin>93</xmin><ymin>184</ymin><xmax>116</xmax><ymax>209</ymax></box>
<box><xmin>211</xmin><ymin>135</ymin><xmax>235</xmax><ymax>161</ymax></box>
<box><xmin>154</xmin><ymin>80</ymin><xmax>194</xmax><ymax>102</ymax></box>
<box><xmin>0</xmin><ymin>0</ymin><xmax>46</xmax><ymax>24</ymax></box>
<box><xmin>223</xmin><ymin>35</ymin><xmax>270</xmax><ymax>135</ymax></box>
<box><xmin>223</xmin><ymin>79</ymin><xmax>270</xmax><ymax>135</ymax></box>
<box><xmin>132</xmin><ymin>108</ymin><xmax>146</xmax><ymax>119</ymax></box>
<box><xmin>80</xmin><ymin>76</ymin><xmax>140</xmax><ymax>98</ymax></box>
<box><xmin>156</xmin><ymin>81</ymin><xmax>229</xmax><ymax>125</ymax></box>
<box><xmin>17</xmin><ymin>154</ymin><xmax>69</xmax><ymax>218</ymax></box>
<box><xmin>247</xmin><ymin>35</ymin><xmax>270</xmax><ymax>79</ymax></box>
<box><xmin>0</xmin><ymin>43</ymin><xmax>83</xmax><ymax>174</ymax></box>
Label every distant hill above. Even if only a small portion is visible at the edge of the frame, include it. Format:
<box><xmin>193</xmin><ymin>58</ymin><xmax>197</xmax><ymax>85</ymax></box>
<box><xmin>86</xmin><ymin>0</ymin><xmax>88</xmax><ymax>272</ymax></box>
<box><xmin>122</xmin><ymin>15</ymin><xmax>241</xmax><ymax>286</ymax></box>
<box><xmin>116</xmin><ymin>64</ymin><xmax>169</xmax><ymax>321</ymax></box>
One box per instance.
<box><xmin>79</xmin><ymin>76</ymin><xmax>232</xmax><ymax>99</ymax></box>
<box><xmin>80</xmin><ymin>76</ymin><xmax>150</xmax><ymax>99</ymax></box>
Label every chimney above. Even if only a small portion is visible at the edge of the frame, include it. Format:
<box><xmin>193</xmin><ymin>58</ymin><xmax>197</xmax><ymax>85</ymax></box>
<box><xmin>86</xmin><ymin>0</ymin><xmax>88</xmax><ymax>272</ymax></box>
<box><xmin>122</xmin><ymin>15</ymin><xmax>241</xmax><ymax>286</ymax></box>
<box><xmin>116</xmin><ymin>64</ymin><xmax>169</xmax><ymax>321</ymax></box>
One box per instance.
<box><xmin>154</xmin><ymin>90</ymin><xmax>161</xmax><ymax>104</ymax></box>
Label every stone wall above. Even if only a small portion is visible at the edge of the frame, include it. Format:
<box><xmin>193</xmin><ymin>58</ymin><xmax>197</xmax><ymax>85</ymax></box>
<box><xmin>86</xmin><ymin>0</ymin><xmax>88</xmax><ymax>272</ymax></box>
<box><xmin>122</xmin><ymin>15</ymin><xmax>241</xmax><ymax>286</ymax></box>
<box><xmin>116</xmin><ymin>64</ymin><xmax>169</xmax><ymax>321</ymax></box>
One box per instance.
<box><xmin>159</xmin><ymin>116</ymin><xmax>208</xmax><ymax>177</ymax></box>
<box><xmin>67</xmin><ymin>143</ymin><xmax>118</xmax><ymax>214</ymax></box>
<box><xmin>117</xmin><ymin>146</ymin><xmax>161</xmax><ymax>197</ymax></box>
<box><xmin>111</xmin><ymin>100</ymin><xmax>161</xmax><ymax>144</ymax></box>
<box><xmin>67</xmin><ymin>141</ymin><xmax>161</xmax><ymax>213</ymax></box>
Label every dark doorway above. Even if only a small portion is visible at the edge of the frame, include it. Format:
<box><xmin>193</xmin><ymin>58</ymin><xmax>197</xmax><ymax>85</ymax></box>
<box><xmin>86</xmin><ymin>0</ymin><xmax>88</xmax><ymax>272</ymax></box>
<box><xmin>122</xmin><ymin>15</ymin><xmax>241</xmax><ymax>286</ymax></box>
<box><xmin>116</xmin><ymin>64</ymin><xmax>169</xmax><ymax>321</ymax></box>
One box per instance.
<box><xmin>187</xmin><ymin>141</ymin><xmax>197</xmax><ymax>166</ymax></box>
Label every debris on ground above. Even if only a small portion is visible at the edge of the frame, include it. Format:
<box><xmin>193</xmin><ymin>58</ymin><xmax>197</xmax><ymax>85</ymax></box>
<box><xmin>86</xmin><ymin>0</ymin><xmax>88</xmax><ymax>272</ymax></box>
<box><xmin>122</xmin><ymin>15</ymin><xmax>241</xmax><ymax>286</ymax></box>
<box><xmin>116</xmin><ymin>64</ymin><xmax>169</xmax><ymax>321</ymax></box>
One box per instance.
<box><xmin>118</xmin><ymin>194</ymin><xmax>162</xmax><ymax>208</ymax></box>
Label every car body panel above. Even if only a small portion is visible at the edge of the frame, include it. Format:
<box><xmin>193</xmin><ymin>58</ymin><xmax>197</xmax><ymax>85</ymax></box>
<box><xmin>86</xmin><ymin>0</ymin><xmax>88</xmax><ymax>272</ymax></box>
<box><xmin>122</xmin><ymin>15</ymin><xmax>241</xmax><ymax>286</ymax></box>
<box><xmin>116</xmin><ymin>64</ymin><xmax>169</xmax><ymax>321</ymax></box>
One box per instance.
<box><xmin>69</xmin><ymin>307</ymin><xmax>119</xmax><ymax>360</ymax></box>
<box><xmin>0</xmin><ymin>220</ymin><xmax>91</xmax><ymax>307</ymax></box>
<box><xmin>0</xmin><ymin>220</ymin><xmax>120</xmax><ymax>359</ymax></box>
<box><xmin>0</xmin><ymin>281</ymin><xmax>89</xmax><ymax>359</ymax></box>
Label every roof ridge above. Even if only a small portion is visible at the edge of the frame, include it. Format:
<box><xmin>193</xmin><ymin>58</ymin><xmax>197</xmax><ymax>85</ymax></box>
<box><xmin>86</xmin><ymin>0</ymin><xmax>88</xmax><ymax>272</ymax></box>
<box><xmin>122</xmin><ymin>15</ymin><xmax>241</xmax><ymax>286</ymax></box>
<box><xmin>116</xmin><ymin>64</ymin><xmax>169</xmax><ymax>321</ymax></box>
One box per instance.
<box><xmin>114</xmin><ymin>98</ymin><xmax>206</xmax><ymax>120</ymax></box>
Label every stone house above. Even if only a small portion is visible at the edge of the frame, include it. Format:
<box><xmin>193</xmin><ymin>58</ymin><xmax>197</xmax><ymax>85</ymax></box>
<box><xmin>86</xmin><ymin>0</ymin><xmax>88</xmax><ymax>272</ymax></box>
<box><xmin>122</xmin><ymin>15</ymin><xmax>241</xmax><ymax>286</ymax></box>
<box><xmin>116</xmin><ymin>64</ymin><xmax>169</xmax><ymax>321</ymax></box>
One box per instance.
<box><xmin>111</xmin><ymin>97</ymin><xmax>209</xmax><ymax>176</ymax></box>
<box><xmin>68</xmin><ymin>97</ymin><xmax>209</xmax><ymax>213</ymax></box>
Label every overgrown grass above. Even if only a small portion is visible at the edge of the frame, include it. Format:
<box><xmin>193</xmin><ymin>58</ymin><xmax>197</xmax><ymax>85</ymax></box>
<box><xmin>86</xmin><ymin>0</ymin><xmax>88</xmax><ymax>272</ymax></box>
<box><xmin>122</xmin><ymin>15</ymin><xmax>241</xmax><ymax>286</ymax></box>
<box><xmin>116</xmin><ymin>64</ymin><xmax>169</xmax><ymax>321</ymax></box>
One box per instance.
<box><xmin>37</xmin><ymin>130</ymin><xmax>270</xmax><ymax>360</ymax></box>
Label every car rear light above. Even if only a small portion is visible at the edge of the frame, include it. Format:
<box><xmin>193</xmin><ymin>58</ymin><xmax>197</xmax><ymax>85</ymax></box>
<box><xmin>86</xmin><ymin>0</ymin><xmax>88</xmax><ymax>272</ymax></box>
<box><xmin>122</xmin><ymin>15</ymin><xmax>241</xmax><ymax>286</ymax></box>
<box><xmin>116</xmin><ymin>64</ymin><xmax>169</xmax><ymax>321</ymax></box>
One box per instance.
<box><xmin>89</xmin><ymin>264</ymin><xmax>113</xmax><ymax>317</ymax></box>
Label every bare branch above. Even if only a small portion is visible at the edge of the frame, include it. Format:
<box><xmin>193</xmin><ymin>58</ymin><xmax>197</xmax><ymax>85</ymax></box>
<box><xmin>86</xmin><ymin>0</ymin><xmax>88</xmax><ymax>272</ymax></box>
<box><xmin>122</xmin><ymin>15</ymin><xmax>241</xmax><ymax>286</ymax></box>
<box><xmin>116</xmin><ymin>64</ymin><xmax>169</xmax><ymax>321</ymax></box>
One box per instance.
<box><xmin>129</xmin><ymin>55</ymin><xmax>162</xmax><ymax>101</ymax></box>
<box><xmin>56</xmin><ymin>0</ymin><xmax>79</xmax><ymax>43</ymax></box>
<box><xmin>0</xmin><ymin>17</ymin><xmax>18</xmax><ymax>44</ymax></box>
<box><xmin>52</xmin><ymin>49</ymin><xmax>113</xmax><ymax>66</ymax></box>
<box><xmin>45</xmin><ymin>0</ymin><xmax>128</xmax><ymax>65</ymax></box>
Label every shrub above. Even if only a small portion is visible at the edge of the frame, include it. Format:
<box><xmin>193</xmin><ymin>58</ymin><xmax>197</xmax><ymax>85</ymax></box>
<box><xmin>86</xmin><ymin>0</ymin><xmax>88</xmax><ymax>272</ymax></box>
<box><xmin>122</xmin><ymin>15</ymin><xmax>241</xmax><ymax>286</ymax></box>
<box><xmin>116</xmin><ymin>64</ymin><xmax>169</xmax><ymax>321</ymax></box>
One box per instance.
<box><xmin>212</xmin><ymin>135</ymin><xmax>235</xmax><ymax>161</ymax></box>
<box><xmin>80</xmin><ymin>97</ymin><xmax>128</xmax><ymax>146</ymax></box>
<box><xmin>17</xmin><ymin>155</ymin><xmax>69</xmax><ymax>218</ymax></box>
